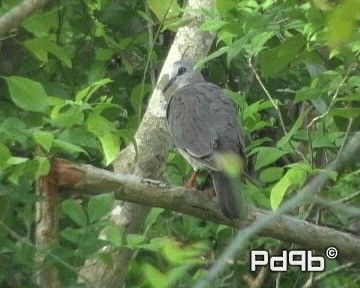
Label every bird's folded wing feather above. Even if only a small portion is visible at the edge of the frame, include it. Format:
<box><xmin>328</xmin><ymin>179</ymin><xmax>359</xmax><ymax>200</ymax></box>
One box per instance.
<box><xmin>166</xmin><ymin>82</ymin><xmax>244</xmax><ymax>170</ymax></box>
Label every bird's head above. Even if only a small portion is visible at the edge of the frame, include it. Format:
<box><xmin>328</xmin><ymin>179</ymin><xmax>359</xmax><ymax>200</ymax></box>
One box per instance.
<box><xmin>162</xmin><ymin>60</ymin><xmax>204</xmax><ymax>94</ymax></box>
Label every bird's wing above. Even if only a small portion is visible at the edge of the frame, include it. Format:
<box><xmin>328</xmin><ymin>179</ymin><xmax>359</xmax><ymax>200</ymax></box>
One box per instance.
<box><xmin>166</xmin><ymin>82</ymin><xmax>245</xmax><ymax>170</ymax></box>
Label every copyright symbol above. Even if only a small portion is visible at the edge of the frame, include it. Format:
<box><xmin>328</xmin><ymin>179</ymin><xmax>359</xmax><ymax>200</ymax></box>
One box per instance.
<box><xmin>326</xmin><ymin>247</ymin><xmax>338</xmax><ymax>259</ymax></box>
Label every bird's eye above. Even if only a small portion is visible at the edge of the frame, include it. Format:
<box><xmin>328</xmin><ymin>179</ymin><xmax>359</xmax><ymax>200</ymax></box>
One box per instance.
<box><xmin>177</xmin><ymin>67</ymin><xmax>186</xmax><ymax>76</ymax></box>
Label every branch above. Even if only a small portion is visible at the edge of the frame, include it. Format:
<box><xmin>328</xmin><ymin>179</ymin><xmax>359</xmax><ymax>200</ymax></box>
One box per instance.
<box><xmin>307</xmin><ymin>73</ymin><xmax>350</xmax><ymax>129</ymax></box>
<box><xmin>248</xmin><ymin>58</ymin><xmax>287</xmax><ymax>134</ymax></box>
<box><xmin>52</xmin><ymin>157</ymin><xmax>360</xmax><ymax>264</ymax></box>
<box><xmin>193</xmin><ymin>131</ymin><xmax>360</xmax><ymax>288</ymax></box>
<box><xmin>301</xmin><ymin>261</ymin><xmax>356</xmax><ymax>288</ymax></box>
<box><xmin>0</xmin><ymin>0</ymin><xmax>50</xmax><ymax>38</ymax></box>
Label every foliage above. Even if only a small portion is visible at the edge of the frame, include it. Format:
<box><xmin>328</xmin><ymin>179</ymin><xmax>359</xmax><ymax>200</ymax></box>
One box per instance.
<box><xmin>0</xmin><ymin>0</ymin><xmax>359</xmax><ymax>287</ymax></box>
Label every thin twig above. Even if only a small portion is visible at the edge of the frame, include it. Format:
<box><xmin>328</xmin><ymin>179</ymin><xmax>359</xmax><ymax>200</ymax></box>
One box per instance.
<box><xmin>307</xmin><ymin>75</ymin><xmax>349</xmax><ymax>129</ymax></box>
<box><xmin>248</xmin><ymin>58</ymin><xmax>287</xmax><ymax>134</ymax></box>
<box><xmin>301</xmin><ymin>261</ymin><xmax>356</xmax><ymax>288</ymax></box>
<box><xmin>275</xmin><ymin>272</ymin><xmax>282</xmax><ymax>288</ymax></box>
<box><xmin>302</xmin><ymin>202</ymin><xmax>315</xmax><ymax>221</ymax></box>
<box><xmin>145</xmin><ymin>3</ymin><xmax>156</xmax><ymax>88</ymax></box>
<box><xmin>138</xmin><ymin>0</ymin><xmax>176</xmax><ymax>123</ymax></box>
<box><xmin>304</xmin><ymin>207</ymin><xmax>321</xmax><ymax>288</ymax></box>
<box><xmin>193</xmin><ymin>132</ymin><xmax>360</xmax><ymax>288</ymax></box>
<box><xmin>307</xmin><ymin>128</ymin><xmax>314</xmax><ymax>167</ymax></box>
<box><xmin>332</xmin><ymin>190</ymin><xmax>360</xmax><ymax>205</ymax></box>
<box><xmin>311</xmin><ymin>195</ymin><xmax>360</xmax><ymax>217</ymax></box>
<box><xmin>248</xmin><ymin>57</ymin><xmax>308</xmax><ymax>162</ymax></box>
<box><xmin>337</xmin><ymin>117</ymin><xmax>353</xmax><ymax>160</ymax></box>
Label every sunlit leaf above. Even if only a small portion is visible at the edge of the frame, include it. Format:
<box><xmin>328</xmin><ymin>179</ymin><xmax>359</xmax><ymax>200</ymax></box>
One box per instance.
<box><xmin>5</xmin><ymin>76</ymin><xmax>49</xmax><ymax>113</ymax></box>
<box><xmin>270</xmin><ymin>168</ymin><xmax>307</xmax><ymax>210</ymax></box>
<box><xmin>33</xmin><ymin>131</ymin><xmax>54</xmax><ymax>152</ymax></box>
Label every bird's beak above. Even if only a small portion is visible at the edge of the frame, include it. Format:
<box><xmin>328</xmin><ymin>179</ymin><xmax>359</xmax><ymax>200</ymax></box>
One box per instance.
<box><xmin>163</xmin><ymin>77</ymin><xmax>176</xmax><ymax>93</ymax></box>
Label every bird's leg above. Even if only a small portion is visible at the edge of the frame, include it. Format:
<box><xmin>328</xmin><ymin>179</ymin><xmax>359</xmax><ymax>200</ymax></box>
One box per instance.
<box><xmin>185</xmin><ymin>171</ymin><xmax>199</xmax><ymax>190</ymax></box>
<box><xmin>206</xmin><ymin>187</ymin><xmax>216</xmax><ymax>198</ymax></box>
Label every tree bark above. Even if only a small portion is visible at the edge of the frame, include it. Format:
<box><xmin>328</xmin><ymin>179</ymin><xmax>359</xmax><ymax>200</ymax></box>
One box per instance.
<box><xmin>80</xmin><ymin>0</ymin><xmax>215</xmax><ymax>287</ymax></box>
<box><xmin>52</xmin><ymin>156</ymin><xmax>360</xmax><ymax>264</ymax></box>
<box><xmin>0</xmin><ymin>0</ymin><xmax>50</xmax><ymax>38</ymax></box>
<box><xmin>35</xmin><ymin>170</ymin><xmax>60</xmax><ymax>288</ymax></box>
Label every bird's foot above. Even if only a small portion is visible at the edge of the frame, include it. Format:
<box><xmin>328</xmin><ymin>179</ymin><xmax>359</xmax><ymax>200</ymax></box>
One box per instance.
<box><xmin>185</xmin><ymin>171</ymin><xmax>199</xmax><ymax>191</ymax></box>
<box><xmin>206</xmin><ymin>188</ymin><xmax>216</xmax><ymax>198</ymax></box>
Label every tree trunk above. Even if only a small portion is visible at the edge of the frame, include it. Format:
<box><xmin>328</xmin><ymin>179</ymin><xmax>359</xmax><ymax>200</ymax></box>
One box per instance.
<box><xmin>80</xmin><ymin>0</ymin><xmax>216</xmax><ymax>287</ymax></box>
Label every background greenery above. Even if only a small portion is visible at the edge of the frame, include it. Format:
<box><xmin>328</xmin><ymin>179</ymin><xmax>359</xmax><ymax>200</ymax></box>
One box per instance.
<box><xmin>0</xmin><ymin>0</ymin><xmax>359</xmax><ymax>287</ymax></box>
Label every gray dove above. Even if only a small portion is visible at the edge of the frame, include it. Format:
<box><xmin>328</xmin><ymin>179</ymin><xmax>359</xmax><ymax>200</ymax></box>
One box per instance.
<box><xmin>163</xmin><ymin>59</ymin><xmax>247</xmax><ymax>219</ymax></box>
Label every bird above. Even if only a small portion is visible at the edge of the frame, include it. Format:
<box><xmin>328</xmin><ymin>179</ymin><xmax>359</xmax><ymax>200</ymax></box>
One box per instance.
<box><xmin>163</xmin><ymin>59</ymin><xmax>247</xmax><ymax>219</ymax></box>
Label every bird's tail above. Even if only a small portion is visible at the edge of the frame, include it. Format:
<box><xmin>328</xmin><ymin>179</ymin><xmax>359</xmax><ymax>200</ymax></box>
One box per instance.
<box><xmin>211</xmin><ymin>171</ymin><xmax>247</xmax><ymax>219</ymax></box>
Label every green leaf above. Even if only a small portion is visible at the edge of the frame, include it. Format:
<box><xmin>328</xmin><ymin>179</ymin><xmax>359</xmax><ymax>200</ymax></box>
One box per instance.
<box><xmin>86</xmin><ymin>115</ymin><xmax>119</xmax><ymax>165</ymax></box>
<box><xmin>196</xmin><ymin>47</ymin><xmax>229</xmax><ymax>68</ymax></box>
<box><xmin>62</xmin><ymin>199</ymin><xmax>88</xmax><ymax>227</ymax></box>
<box><xmin>216</xmin><ymin>0</ymin><xmax>237</xmax><ymax>14</ymax></box>
<box><xmin>95</xmin><ymin>49</ymin><xmax>115</xmax><ymax>61</ymax></box>
<box><xmin>87</xmin><ymin>193</ymin><xmax>115</xmax><ymax>223</ymax></box>
<box><xmin>161</xmin><ymin>238</ymin><xmax>207</xmax><ymax>265</ymax></box>
<box><xmin>270</xmin><ymin>168</ymin><xmax>307</xmax><ymax>210</ymax></box>
<box><xmin>250</xmin><ymin>31</ymin><xmax>276</xmax><ymax>56</ymax></box>
<box><xmin>5</xmin><ymin>76</ymin><xmax>49</xmax><ymax>113</ymax></box>
<box><xmin>348</xmin><ymin>76</ymin><xmax>360</xmax><ymax>89</ymax></box>
<box><xmin>144</xmin><ymin>208</ymin><xmax>165</xmax><ymax>227</ymax></box>
<box><xmin>130</xmin><ymin>83</ymin><xmax>152</xmax><ymax>114</ymax></box>
<box><xmin>326</xmin><ymin>0</ymin><xmax>360</xmax><ymax>47</ymax></box>
<box><xmin>33</xmin><ymin>131</ymin><xmax>54</xmax><ymax>153</ymax></box>
<box><xmin>7</xmin><ymin>163</ymin><xmax>27</xmax><ymax>184</ymax></box>
<box><xmin>7</xmin><ymin>157</ymin><xmax>29</xmax><ymax>165</ymax></box>
<box><xmin>294</xmin><ymin>87</ymin><xmax>321</xmax><ymax>102</ymax></box>
<box><xmin>336</xmin><ymin>94</ymin><xmax>360</xmax><ymax>103</ymax></box>
<box><xmin>33</xmin><ymin>156</ymin><xmax>50</xmax><ymax>178</ymax></box>
<box><xmin>141</xmin><ymin>263</ymin><xmax>167</xmax><ymax>288</ymax></box>
<box><xmin>259</xmin><ymin>167</ymin><xmax>284</xmax><ymax>183</ymax></box>
<box><xmin>277</xmin><ymin>109</ymin><xmax>310</xmax><ymax>148</ymax></box>
<box><xmin>105</xmin><ymin>224</ymin><xmax>123</xmax><ymax>246</ymax></box>
<box><xmin>246</xmin><ymin>137</ymin><xmax>273</xmax><ymax>151</ymax></box>
<box><xmin>22</xmin><ymin>11</ymin><xmax>58</xmax><ymax>37</ymax></box>
<box><xmin>60</xmin><ymin>227</ymin><xmax>84</xmax><ymax>244</ymax></box>
<box><xmin>227</xmin><ymin>37</ymin><xmax>248</xmax><ymax>66</ymax></box>
<box><xmin>200</xmin><ymin>20</ymin><xmax>228</xmax><ymax>31</ymax></box>
<box><xmin>88</xmin><ymin>61</ymin><xmax>106</xmax><ymax>84</ymax></box>
<box><xmin>50</xmin><ymin>104</ymin><xmax>85</xmax><ymax>129</ymax></box>
<box><xmin>75</xmin><ymin>78</ymin><xmax>113</xmax><ymax>102</ymax></box>
<box><xmin>259</xmin><ymin>36</ymin><xmax>306</xmax><ymax>77</ymax></box>
<box><xmin>251</xmin><ymin>147</ymin><xmax>289</xmax><ymax>170</ymax></box>
<box><xmin>148</xmin><ymin>0</ymin><xmax>180</xmax><ymax>21</ymax></box>
<box><xmin>162</xmin><ymin>17</ymin><xmax>192</xmax><ymax>32</ymax></box>
<box><xmin>53</xmin><ymin>139</ymin><xmax>89</xmax><ymax>155</ymax></box>
<box><xmin>127</xmin><ymin>234</ymin><xmax>147</xmax><ymax>247</ymax></box>
<box><xmin>329</xmin><ymin>108</ymin><xmax>360</xmax><ymax>118</ymax></box>
<box><xmin>86</xmin><ymin>114</ymin><xmax>116</xmax><ymax>134</ymax></box>
<box><xmin>0</xmin><ymin>142</ymin><xmax>12</xmax><ymax>172</ymax></box>
<box><xmin>24</xmin><ymin>38</ymin><xmax>72</xmax><ymax>68</ymax></box>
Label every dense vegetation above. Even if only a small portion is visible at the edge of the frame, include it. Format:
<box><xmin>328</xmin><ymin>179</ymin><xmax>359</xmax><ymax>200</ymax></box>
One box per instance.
<box><xmin>0</xmin><ymin>0</ymin><xmax>359</xmax><ymax>287</ymax></box>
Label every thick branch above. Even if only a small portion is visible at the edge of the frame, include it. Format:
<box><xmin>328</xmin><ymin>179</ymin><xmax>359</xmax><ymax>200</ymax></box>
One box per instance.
<box><xmin>0</xmin><ymin>0</ymin><xmax>50</xmax><ymax>38</ymax></box>
<box><xmin>54</xmin><ymin>159</ymin><xmax>360</xmax><ymax>263</ymax></box>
